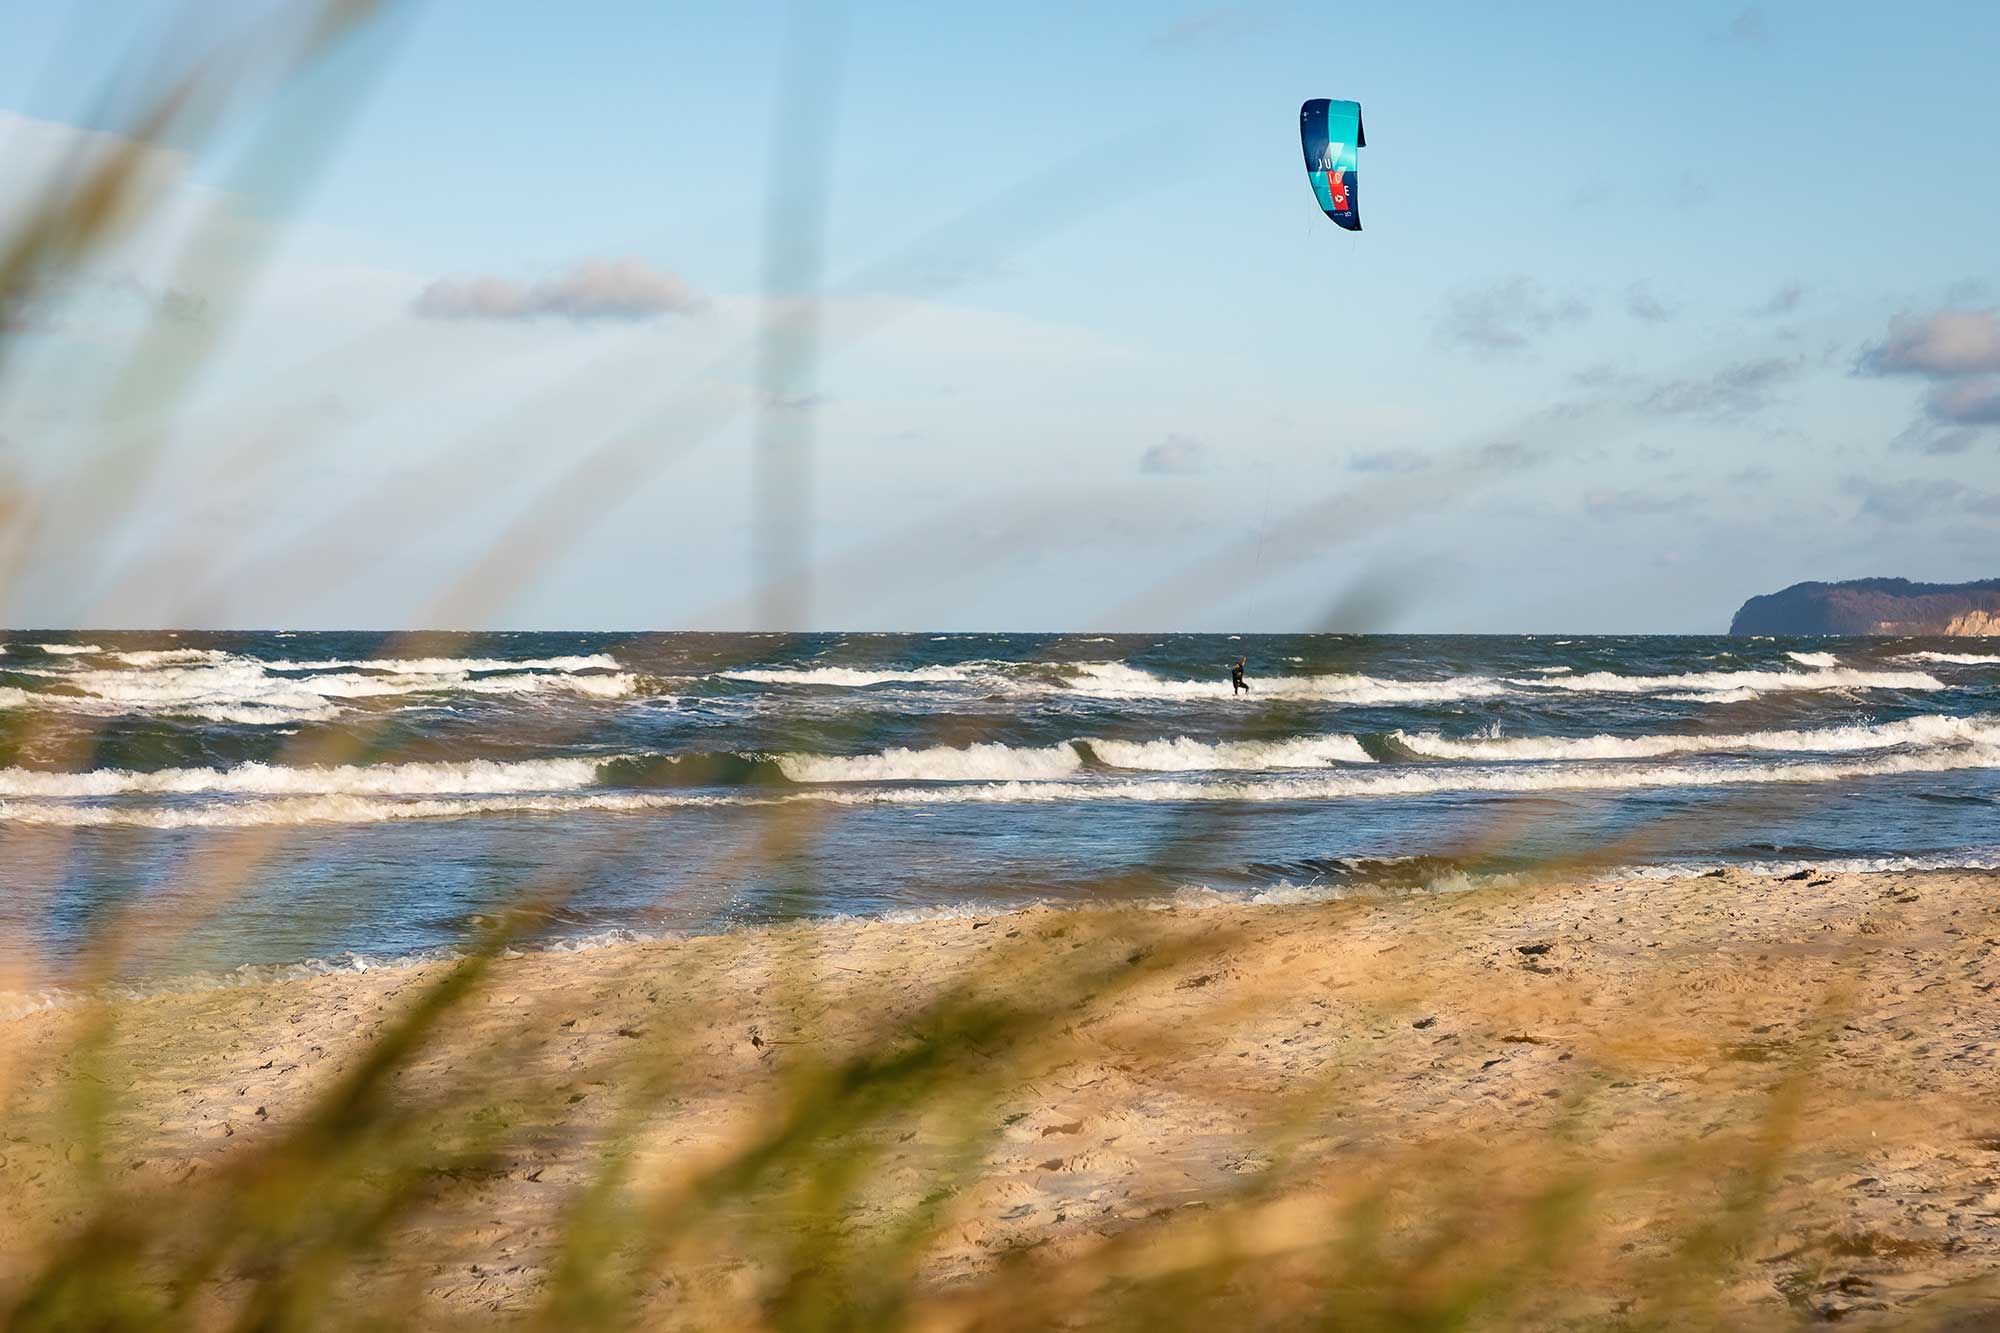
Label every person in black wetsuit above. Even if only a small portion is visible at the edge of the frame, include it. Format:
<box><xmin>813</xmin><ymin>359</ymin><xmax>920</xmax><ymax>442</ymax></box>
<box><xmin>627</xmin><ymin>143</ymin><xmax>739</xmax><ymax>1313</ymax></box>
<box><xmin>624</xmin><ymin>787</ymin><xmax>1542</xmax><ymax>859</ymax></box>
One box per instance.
<box><xmin>1230</xmin><ymin>655</ymin><xmax>1248</xmax><ymax>695</ymax></box>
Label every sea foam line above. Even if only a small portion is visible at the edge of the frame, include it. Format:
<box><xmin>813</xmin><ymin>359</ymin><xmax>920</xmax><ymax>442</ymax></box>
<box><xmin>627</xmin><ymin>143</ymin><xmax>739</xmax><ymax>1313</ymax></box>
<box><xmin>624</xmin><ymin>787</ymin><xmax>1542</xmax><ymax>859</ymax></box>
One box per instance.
<box><xmin>1900</xmin><ymin>651</ymin><xmax>2000</xmax><ymax>666</ymax></box>
<box><xmin>777</xmin><ymin>742</ymin><xmax>1081</xmax><ymax>783</ymax></box>
<box><xmin>772</xmin><ymin>733</ymin><xmax>1377</xmax><ymax>782</ymax></box>
<box><xmin>720</xmin><ymin>664</ymin><xmax>987</xmax><ymax>687</ymax></box>
<box><xmin>1084</xmin><ymin>733</ymin><xmax>1374</xmax><ymax>769</ymax></box>
<box><xmin>0</xmin><ymin>659</ymin><xmax>636</xmax><ymax>723</ymax></box>
<box><xmin>0</xmin><ymin>756</ymin><xmax>607</xmax><ymax>799</ymax></box>
<box><xmin>8</xmin><ymin>741</ymin><xmax>1998</xmax><ymax>827</ymax></box>
<box><xmin>1050</xmin><ymin>661</ymin><xmax>1508</xmax><ymax>705</ymax></box>
<box><xmin>1510</xmin><ymin>665</ymin><xmax>1942</xmax><ymax>697</ymax></box>
<box><xmin>1393</xmin><ymin>713</ymin><xmax>2000</xmax><ymax>762</ymax></box>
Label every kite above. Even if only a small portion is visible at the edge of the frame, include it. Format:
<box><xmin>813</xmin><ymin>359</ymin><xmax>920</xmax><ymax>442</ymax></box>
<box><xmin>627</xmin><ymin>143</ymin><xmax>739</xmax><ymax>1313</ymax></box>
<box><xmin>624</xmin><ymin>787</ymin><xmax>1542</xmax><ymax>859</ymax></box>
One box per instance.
<box><xmin>1300</xmin><ymin>99</ymin><xmax>1365</xmax><ymax>230</ymax></box>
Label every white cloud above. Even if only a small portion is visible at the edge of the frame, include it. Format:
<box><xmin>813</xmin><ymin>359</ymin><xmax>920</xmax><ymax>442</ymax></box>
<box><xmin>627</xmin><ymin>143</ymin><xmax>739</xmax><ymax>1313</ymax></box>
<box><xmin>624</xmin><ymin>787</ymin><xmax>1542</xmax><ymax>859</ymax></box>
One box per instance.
<box><xmin>1859</xmin><ymin>309</ymin><xmax>2000</xmax><ymax>378</ymax></box>
<box><xmin>414</xmin><ymin>258</ymin><xmax>698</xmax><ymax>322</ymax></box>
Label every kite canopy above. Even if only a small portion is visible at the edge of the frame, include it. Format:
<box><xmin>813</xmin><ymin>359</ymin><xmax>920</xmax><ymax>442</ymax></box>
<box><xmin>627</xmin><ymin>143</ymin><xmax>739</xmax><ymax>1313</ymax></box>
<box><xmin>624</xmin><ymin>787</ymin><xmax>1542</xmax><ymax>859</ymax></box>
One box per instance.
<box><xmin>1299</xmin><ymin>98</ymin><xmax>1364</xmax><ymax>230</ymax></box>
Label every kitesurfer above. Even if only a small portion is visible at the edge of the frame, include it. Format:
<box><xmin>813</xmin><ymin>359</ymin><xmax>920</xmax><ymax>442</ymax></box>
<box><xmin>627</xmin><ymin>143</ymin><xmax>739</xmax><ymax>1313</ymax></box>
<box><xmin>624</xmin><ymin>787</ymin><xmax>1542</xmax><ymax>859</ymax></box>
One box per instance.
<box><xmin>1230</xmin><ymin>655</ymin><xmax>1248</xmax><ymax>695</ymax></box>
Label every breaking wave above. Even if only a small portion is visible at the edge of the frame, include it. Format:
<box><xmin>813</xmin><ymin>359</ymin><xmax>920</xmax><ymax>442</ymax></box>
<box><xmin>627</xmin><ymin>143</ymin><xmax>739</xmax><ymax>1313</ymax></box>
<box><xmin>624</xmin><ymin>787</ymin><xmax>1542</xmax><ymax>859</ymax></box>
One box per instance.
<box><xmin>10</xmin><ymin>738</ymin><xmax>1999</xmax><ymax>827</ymax></box>
<box><xmin>1052</xmin><ymin>661</ymin><xmax>1508</xmax><ymax>705</ymax></box>
<box><xmin>1512</xmin><ymin>666</ymin><xmax>1942</xmax><ymax>697</ymax></box>
<box><xmin>1901</xmin><ymin>651</ymin><xmax>2000</xmax><ymax>666</ymax></box>
<box><xmin>747</xmin><ymin>733</ymin><xmax>1378</xmax><ymax>783</ymax></box>
<box><xmin>275</xmin><ymin>653</ymin><xmax>622</xmax><ymax>674</ymax></box>
<box><xmin>0</xmin><ymin>653</ymin><xmax>636</xmax><ymax>723</ymax></box>
<box><xmin>721</xmin><ymin>664</ymin><xmax>986</xmax><ymax>687</ymax></box>
<box><xmin>776</xmin><ymin>742</ymin><xmax>1082</xmax><ymax>783</ymax></box>
<box><xmin>1393</xmin><ymin>714</ymin><xmax>2000</xmax><ymax>762</ymax></box>
<box><xmin>1084</xmin><ymin>733</ymin><xmax>1373</xmax><ymax>769</ymax></box>
<box><xmin>0</xmin><ymin>756</ymin><xmax>606</xmax><ymax>799</ymax></box>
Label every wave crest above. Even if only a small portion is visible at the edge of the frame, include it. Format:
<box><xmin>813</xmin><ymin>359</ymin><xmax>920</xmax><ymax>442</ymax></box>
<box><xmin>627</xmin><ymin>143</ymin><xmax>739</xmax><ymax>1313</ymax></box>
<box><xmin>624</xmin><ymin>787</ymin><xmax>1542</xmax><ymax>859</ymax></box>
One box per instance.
<box><xmin>776</xmin><ymin>742</ymin><xmax>1082</xmax><ymax>783</ymax></box>
<box><xmin>1513</xmin><ymin>666</ymin><xmax>1942</xmax><ymax>697</ymax></box>
<box><xmin>0</xmin><ymin>756</ymin><xmax>607</xmax><ymax>799</ymax></box>
<box><xmin>1393</xmin><ymin>714</ymin><xmax>2000</xmax><ymax>762</ymax></box>
<box><xmin>1055</xmin><ymin>662</ymin><xmax>1508</xmax><ymax>705</ymax></box>
<box><xmin>1900</xmin><ymin>651</ymin><xmax>2000</xmax><ymax>666</ymax></box>
<box><xmin>1084</xmin><ymin>733</ymin><xmax>1372</xmax><ymax>769</ymax></box>
<box><xmin>0</xmin><ymin>655</ymin><xmax>636</xmax><ymax>723</ymax></box>
<box><xmin>721</xmin><ymin>664</ymin><xmax>983</xmax><ymax>687</ymax></box>
<box><xmin>10</xmin><ymin>738</ymin><xmax>1998</xmax><ymax>827</ymax></box>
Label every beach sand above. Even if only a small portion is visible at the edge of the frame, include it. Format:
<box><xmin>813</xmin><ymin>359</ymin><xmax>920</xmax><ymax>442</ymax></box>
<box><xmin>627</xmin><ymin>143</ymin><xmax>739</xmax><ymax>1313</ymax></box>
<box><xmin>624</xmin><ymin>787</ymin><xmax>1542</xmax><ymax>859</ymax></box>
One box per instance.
<box><xmin>4</xmin><ymin>868</ymin><xmax>2000</xmax><ymax>1327</ymax></box>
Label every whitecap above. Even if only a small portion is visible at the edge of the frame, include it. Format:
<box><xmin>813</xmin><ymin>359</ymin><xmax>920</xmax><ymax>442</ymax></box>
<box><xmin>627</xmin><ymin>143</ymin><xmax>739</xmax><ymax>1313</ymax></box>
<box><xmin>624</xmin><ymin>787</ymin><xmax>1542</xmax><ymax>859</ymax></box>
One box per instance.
<box><xmin>0</xmin><ymin>755</ymin><xmax>610</xmax><ymax>799</ymax></box>
<box><xmin>10</xmin><ymin>737</ymin><xmax>1998</xmax><ymax>827</ymax></box>
<box><xmin>1084</xmin><ymin>733</ymin><xmax>1372</xmax><ymax>770</ymax></box>
<box><xmin>1392</xmin><ymin>714</ymin><xmax>2000</xmax><ymax>763</ymax></box>
<box><xmin>1514</xmin><ymin>666</ymin><xmax>1940</xmax><ymax>698</ymax></box>
<box><xmin>721</xmin><ymin>664</ymin><xmax>981</xmax><ymax>687</ymax></box>
<box><xmin>1900</xmin><ymin>651</ymin><xmax>2000</xmax><ymax>666</ymax></box>
<box><xmin>777</xmin><ymin>742</ymin><xmax>1082</xmax><ymax>783</ymax></box>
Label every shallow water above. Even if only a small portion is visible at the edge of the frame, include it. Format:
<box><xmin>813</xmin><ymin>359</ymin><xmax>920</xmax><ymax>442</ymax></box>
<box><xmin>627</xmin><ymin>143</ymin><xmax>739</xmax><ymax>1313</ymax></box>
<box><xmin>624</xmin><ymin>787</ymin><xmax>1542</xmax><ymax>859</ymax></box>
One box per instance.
<box><xmin>2</xmin><ymin>630</ymin><xmax>1995</xmax><ymax>976</ymax></box>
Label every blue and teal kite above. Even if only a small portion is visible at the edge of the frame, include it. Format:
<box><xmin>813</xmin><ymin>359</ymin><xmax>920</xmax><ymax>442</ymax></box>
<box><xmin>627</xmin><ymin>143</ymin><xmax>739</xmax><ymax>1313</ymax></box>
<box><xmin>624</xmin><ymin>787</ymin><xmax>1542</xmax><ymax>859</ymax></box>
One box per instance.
<box><xmin>1299</xmin><ymin>99</ymin><xmax>1365</xmax><ymax>230</ymax></box>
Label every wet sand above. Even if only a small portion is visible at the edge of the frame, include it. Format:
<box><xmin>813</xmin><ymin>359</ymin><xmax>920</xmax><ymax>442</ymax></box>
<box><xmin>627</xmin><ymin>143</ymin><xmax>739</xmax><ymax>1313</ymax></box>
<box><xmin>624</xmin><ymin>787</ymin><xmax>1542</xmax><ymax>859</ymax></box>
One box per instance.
<box><xmin>4</xmin><ymin>868</ymin><xmax>2000</xmax><ymax>1326</ymax></box>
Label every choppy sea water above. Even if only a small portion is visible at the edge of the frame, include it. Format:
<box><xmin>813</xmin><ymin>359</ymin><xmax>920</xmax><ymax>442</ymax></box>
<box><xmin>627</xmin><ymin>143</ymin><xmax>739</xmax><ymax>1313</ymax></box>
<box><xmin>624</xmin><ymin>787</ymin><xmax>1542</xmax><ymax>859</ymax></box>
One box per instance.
<box><xmin>2</xmin><ymin>631</ymin><xmax>1997</xmax><ymax>984</ymax></box>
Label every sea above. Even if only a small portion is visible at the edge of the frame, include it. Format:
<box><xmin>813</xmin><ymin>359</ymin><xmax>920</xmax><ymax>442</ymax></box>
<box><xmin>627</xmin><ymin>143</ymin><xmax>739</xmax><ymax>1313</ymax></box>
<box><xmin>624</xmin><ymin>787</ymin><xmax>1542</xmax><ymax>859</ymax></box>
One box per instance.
<box><xmin>2</xmin><ymin>631</ymin><xmax>1997</xmax><ymax>991</ymax></box>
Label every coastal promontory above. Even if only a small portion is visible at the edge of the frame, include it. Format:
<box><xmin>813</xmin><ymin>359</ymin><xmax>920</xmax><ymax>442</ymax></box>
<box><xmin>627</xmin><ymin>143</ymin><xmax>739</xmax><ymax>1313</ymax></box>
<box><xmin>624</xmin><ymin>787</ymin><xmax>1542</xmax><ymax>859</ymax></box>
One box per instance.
<box><xmin>1730</xmin><ymin>577</ymin><xmax>2000</xmax><ymax>636</ymax></box>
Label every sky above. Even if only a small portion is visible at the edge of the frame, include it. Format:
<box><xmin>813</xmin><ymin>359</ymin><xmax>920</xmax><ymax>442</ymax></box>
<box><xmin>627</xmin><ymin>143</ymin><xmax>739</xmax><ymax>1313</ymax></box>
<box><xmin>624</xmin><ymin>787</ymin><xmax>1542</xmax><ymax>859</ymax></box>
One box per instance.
<box><xmin>0</xmin><ymin>0</ymin><xmax>1996</xmax><ymax>632</ymax></box>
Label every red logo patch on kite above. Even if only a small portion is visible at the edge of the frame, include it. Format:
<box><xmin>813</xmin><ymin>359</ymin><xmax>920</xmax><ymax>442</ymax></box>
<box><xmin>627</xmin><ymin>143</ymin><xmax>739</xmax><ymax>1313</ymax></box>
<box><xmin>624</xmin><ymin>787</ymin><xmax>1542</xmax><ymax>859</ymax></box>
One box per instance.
<box><xmin>1325</xmin><ymin>169</ymin><xmax>1348</xmax><ymax>211</ymax></box>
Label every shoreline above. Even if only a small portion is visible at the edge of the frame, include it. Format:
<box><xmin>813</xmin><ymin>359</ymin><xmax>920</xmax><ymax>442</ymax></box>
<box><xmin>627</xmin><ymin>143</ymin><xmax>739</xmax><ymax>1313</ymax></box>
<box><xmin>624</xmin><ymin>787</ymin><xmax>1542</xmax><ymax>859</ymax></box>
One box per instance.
<box><xmin>7</xmin><ymin>853</ymin><xmax>2000</xmax><ymax>1019</ymax></box>
<box><xmin>5</xmin><ymin>866</ymin><xmax>2000</xmax><ymax>1323</ymax></box>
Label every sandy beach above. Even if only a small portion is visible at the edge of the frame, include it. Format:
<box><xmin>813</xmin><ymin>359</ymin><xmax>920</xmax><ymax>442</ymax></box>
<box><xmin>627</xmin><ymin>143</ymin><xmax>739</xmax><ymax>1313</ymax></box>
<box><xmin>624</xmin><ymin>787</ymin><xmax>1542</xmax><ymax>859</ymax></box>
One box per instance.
<box><xmin>4</xmin><ymin>866</ymin><xmax>1999</xmax><ymax>1326</ymax></box>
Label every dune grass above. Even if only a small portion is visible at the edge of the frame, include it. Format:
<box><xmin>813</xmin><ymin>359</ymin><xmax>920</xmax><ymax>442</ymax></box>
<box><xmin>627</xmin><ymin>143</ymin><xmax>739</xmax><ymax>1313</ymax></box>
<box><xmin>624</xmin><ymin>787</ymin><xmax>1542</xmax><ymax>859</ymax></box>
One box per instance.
<box><xmin>0</xmin><ymin>5</ymin><xmax>1991</xmax><ymax>1329</ymax></box>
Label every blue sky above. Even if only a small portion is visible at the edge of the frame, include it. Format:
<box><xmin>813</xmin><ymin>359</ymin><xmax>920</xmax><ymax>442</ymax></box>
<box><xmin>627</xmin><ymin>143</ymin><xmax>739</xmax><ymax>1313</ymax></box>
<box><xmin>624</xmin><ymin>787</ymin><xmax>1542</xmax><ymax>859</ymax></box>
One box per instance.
<box><xmin>1</xmin><ymin>0</ymin><xmax>1995</xmax><ymax>630</ymax></box>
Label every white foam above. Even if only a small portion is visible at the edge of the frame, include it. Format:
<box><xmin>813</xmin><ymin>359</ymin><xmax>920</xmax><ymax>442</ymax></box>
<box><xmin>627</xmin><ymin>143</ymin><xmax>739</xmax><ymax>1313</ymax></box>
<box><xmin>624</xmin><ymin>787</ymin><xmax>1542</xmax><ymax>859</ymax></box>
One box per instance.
<box><xmin>1531</xmin><ymin>666</ymin><xmax>1574</xmax><ymax>674</ymax></box>
<box><xmin>812</xmin><ymin>738</ymin><xmax>2000</xmax><ymax>809</ymax></box>
<box><xmin>765</xmin><ymin>732</ymin><xmax>1377</xmax><ymax>783</ymax></box>
<box><xmin>1514</xmin><ymin>666</ymin><xmax>1942</xmax><ymax>698</ymax></box>
<box><xmin>1053</xmin><ymin>661</ymin><xmax>1508</xmax><ymax>705</ymax></box>
<box><xmin>10</xmin><ymin>737</ymin><xmax>1998</xmax><ymax>827</ymax></box>
<box><xmin>1169</xmin><ymin>881</ymin><xmax>1351</xmax><ymax>911</ymax></box>
<box><xmin>875</xmin><ymin>901</ymin><xmax>1015</xmax><ymax>924</ymax></box>
<box><xmin>1620</xmin><ymin>853</ymin><xmax>2000</xmax><ymax>880</ymax></box>
<box><xmin>1039</xmin><ymin>661</ymin><xmax>1938</xmax><ymax>706</ymax></box>
<box><xmin>0</xmin><ymin>756</ymin><xmax>607</xmax><ymax>799</ymax></box>
<box><xmin>34</xmin><ymin>643</ymin><xmax>103</xmax><ymax>654</ymax></box>
<box><xmin>721</xmin><ymin>664</ymin><xmax>982</xmax><ymax>687</ymax></box>
<box><xmin>1393</xmin><ymin>714</ymin><xmax>2000</xmax><ymax>762</ymax></box>
<box><xmin>275</xmin><ymin>653</ymin><xmax>621</xmax><ymax>674</ymax></box>
<box><xmin>776</xmin><ymin>741</ymin><xmax>1082</xmax><ymax>783</ymax></box>
<box><xmin>1786</xmin><ymin>651</ymin><xmax>1840</xmax><ymax>667</ymax></box>
<box><xmin>0</xmin><ymin>789</ymin><xmax>729</xmax><ymax>828</ymax></box>
<box><xmin>111</xmin><ymin>648</ymin><xmax>232</xmax><ymax>666</ymax></box>
<box><xmin>1084</xmin><ymin>733</ymin><xmax>1373</xmax><ymax>769</ymax></box>
<box><xmin>0</xmin><ymin>656</ymin><xmax>635</xmax><ymax>723</ymax></box>
<box><xmin>1900</xmin><ymin>652</ymin><xmax>2000</xmax><ymax>666</ymax></box>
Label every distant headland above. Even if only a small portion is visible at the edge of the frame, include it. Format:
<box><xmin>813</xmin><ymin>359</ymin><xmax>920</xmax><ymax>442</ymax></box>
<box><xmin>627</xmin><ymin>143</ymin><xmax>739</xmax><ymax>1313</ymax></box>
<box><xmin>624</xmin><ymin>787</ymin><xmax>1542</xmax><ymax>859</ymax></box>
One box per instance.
<box><xmin>1730</xmin><ymin>578</ymin><xmax>2000</xmax><ymax>636</ymax></box>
